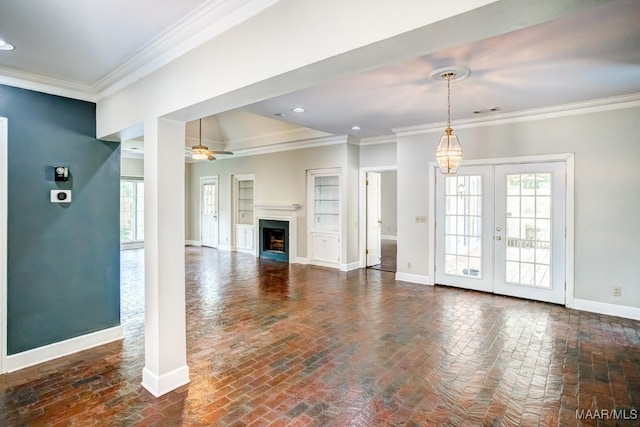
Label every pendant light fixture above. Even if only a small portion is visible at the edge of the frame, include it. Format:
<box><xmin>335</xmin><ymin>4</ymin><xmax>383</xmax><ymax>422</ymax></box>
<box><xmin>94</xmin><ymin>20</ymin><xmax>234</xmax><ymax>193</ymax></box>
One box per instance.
<box><xmin>430</xmin><ymin>66</ymin><xmax>470</xmax><ymax>175</ymax></box>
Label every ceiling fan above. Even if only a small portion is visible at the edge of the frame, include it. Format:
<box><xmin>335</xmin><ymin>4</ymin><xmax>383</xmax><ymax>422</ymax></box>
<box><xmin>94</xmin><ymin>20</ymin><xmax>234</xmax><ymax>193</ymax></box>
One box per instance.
<box><xmin>191</xmin><ymin>118</ymin><xmax>233</xmax><ymax>160</ymax></box>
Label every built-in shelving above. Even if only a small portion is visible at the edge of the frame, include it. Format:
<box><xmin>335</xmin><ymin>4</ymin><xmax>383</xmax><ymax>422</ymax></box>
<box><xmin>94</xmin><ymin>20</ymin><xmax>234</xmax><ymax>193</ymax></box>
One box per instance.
<box><xmin>237</xmin><ymin>179</ymin><xmax>254</xmax><ymax>225</ymax></box>
<box><xmin>234</xmin><ymin>174</ymin><xmax>255</xmax><ymax>253</ymax></box>
<box><xmin>307</xmin><ymin>168</ymin><xmax>342</xmax><ymax>268</ymax></box>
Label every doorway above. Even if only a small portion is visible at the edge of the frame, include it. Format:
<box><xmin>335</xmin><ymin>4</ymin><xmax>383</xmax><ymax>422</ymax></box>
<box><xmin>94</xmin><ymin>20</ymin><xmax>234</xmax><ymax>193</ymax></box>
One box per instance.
<box><xmin>361</xmin><ymin>168</ymin><xmax>397</xmax><ymax>273</ymax></box>
<box><xmin>435</xmin><ymin>161</ymin><xmax>567</xmax><ymax>304</ymax></box>
<box><xmin>200</xmin><ymin>176</ymin><xmax>219</xmax><ymax>248</ymax></box>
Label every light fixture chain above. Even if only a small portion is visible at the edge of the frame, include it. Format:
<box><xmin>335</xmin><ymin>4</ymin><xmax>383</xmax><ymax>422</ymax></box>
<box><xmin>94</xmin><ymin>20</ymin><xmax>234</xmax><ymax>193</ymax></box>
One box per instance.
<box><xmin>447</xmin><ymin>75</ymin><xmax>451</xmax><ymax>129</ymax></box>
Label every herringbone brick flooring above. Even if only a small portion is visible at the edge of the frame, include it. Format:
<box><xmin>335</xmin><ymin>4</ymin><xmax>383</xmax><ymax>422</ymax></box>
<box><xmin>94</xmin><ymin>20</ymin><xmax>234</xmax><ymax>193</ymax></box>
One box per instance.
<box><xmin>1</xmin><ymin>247</ymin><xmax>639</xmax><ymax>426</ymax></box>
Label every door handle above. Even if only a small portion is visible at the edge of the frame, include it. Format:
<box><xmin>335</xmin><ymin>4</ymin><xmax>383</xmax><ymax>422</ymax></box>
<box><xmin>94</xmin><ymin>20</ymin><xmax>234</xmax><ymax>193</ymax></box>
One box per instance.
<box><xmin>495</xmin><ymin>235</ymin><xmax>502</xmax><ymax>241</ymax></box>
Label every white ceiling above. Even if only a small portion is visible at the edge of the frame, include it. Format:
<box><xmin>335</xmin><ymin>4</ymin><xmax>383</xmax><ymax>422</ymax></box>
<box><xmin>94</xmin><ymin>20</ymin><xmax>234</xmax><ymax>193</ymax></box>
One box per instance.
<box><xmin>1</xmin><ymin>0</ymin><xmax>639</xmax><ymax>153</ymax></box>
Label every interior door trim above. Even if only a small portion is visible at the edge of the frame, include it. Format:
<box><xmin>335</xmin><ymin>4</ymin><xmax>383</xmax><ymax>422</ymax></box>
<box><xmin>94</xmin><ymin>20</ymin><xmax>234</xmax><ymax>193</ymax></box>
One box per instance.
<box><xmin>428</xmin><ymin>153</ymin><xmax>575</xmax><ymax>307</ymax></box>
<box><xmin>358</xmin><ymin>165</ymin><xmax>397</xmax><ymax>269</ymax></box>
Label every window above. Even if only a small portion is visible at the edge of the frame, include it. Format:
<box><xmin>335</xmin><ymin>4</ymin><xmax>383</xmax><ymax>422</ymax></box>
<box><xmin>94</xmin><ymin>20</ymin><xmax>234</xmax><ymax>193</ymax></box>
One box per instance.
<box><xmin>120</xmin><ymin>179</ymin><xmax>144</xmax><ymax>242</ymax></box>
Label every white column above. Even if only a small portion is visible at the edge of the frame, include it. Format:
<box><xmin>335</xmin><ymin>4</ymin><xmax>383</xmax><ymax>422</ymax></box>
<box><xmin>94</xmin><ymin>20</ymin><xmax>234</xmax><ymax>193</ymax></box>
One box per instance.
<box><xmin>141</xmin><ymin>117</ymin><xmax>189</xmax><ymax>397</ymax></box>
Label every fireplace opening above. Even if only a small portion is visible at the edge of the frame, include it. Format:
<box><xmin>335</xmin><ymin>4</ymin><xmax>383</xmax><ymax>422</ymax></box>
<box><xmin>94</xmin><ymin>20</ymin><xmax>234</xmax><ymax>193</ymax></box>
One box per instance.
<box><xmin>264</xmin><ymin>228</ymin><xmax>286</xmax><ymax>253</ymax></box>
<box><xmin>259</xmin><ymin>219</ymin><xmax>290</xmax><ymax>262</ymax></box>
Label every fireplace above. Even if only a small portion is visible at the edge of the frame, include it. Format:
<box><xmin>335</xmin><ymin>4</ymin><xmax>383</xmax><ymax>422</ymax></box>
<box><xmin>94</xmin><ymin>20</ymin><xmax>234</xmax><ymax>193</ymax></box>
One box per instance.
<box><xmin>259</xmin><ymin>219</ymin><xmax>289</xmax><ymax>262</ymax></box>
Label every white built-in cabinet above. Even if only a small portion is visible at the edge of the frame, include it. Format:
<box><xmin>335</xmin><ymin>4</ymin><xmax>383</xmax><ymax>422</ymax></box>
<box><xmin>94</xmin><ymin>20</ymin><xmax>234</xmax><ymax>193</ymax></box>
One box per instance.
<box><xmin>307</xmin><ymin>168</ymin><xmax>341</xmax><ymax>268</ymax></box>
<box><xmin>234</xmin><ymin>174</ymin><xmax>255</xmax><ymax>253</ymax></box>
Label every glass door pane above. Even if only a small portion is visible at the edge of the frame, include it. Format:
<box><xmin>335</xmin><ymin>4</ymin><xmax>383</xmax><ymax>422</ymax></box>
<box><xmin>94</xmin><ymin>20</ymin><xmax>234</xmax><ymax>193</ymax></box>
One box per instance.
<box><xmin>443</xmin><ymin>175</ymin><xmax>483</xmax><ymax>278</ymax></box>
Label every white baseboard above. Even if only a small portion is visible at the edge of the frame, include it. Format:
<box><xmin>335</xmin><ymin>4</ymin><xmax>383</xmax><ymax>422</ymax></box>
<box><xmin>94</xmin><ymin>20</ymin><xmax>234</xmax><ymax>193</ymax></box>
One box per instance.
<box><xmin>185</xmin><ymin>240</ymin><xmax>201</xmax><ymax>246</ymax></box>
<box><xmin>395</xmin><ymin>272</ymin><xmax>432</xmax><ymax>285</ymax></box>
<box><xmin>218</xmin><ymin>244</ymin><xmax>232</xmax><ymax>251</ymax></box>
<box><xmin>570</xmin><ymin>298</ymin><xmax>640</xmax><ymax>321</ymax></box>
<box><xmin>294</xmin><ymin>257</ymin><xmax>310</xmax><ymax>265</ymax></box>
<box><xmin>142</xmin><ymin>365</ymin><xmax>190</xmax><ymax>397</ymax></box>
<box><xmin>340</xmin><ymin>261</ymin><xmax>361</xmax><ymax>272</ymax></box>
<box><xmin>309</xmin><ymin>259</ymin><xmax>341</xmax><ymax>269</ymax></box>
<box><xmin>4</xmin><ymin>325</ymin><xmax>123</xmax><ymax>373</ymax></box>
<box><xmin>381</xmin><ymin>235</ymin><xmax>398</xmax><ymax>241</ymax></box>
<box><xmin>235</xmin><ymin>247</ymin><xmax>255</xmax><ymax>255</ymax></box>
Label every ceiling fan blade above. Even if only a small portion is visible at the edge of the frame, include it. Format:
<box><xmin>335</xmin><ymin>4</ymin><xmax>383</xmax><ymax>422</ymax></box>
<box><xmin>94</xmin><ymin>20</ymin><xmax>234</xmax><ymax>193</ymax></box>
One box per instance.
<box><xmin>211</xmin><ymin>150</ymin><xmax>234</xmax><ymax>155</ymax></box>
<box><xmin>207</xmin><ymin>153</ymin><xmax>216</xmax><ymax>161</ymax></box>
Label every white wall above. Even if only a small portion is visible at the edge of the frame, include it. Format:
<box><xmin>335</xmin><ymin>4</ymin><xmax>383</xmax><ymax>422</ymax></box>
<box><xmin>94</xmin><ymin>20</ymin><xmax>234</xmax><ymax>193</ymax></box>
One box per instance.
<box><xmin>360</xmin><ymin>141</ymin><xmax>396</xmax><ymax>168</ymax></box>
<box><xmin>186</xmin><ymin>142</ymin><xmax>352</xmax><ymax>259</ymax></box>
<box><xmin>121</xmin><ymin>158</ymin><xmax>144</xmax><ymax>178</ymax></box>
<box><xmin>345</xmin><ymin>141</ymin><xmax>360</xmax><ymax>264</ymax></box>
<box><xmin>380</xmin><ymin>171</ymin><xmax>397</xmax><ymax>238</ymax></box>
<box><xmin>396</xmin><ymin>104</ymin><xmax>640</xmax><ymax>308</ymax></box>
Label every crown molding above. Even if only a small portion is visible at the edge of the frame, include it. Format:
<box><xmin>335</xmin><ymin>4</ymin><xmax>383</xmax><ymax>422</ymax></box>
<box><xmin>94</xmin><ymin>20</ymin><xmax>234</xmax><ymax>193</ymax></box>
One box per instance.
<box><xmin>227</xmin><ymin>135</ymin><xmax>349</xmax><ymax>158</ymax></box>
<box><xmin>0</xmin><ymin>67</ymin><xmax>96</xmax><ymax>102</ymax></box>
<box><xmin>393</xmin><ymin>93</ymin><xmax>640</xmax><ymax>136</ymax></box>
<box><xmin>95</xmin><ymin>0</ymin><xmax>279</xmax><ymax>100</ymax></box>
<box><xmin>358</xmin><ymin>135</ymin><xmax>397</xmax><ymax>146</ymax></box>
<box><xmin>0</xmin><ymin>0</ymin><xmax>278</xmax><ymax>102</ymax></box>
<box><xmin>226</xmin><ymin>126</ymin><xmax>330</xmax><ymax>149</ymax></box>
<box><xmin>185</xmin><ymin>135</ymin><xmax>226</xmax><ymax>147</ymax></box>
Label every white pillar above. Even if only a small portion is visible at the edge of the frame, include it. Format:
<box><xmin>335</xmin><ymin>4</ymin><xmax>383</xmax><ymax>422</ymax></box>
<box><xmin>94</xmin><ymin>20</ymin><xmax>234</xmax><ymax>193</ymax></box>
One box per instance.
<box><xmin>141</xmin><ymin>117</ymin><xmax>189</xmax><ymax>397</ymax></box>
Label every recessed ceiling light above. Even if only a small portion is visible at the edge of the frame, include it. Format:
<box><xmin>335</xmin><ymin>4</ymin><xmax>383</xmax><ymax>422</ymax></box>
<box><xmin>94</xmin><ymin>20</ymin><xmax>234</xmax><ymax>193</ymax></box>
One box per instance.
<box><xmin>473</xmin><ymin>107</ymin><xmax>501</xmax><ymax>114</ymax></box>
<box><xmin>0</xmin><ymin>39</ymin><xmax>15</xmax><ymax>51</ymax></box>
<box><xmin>291</xmin><ymin>107</ymin><xmax>305</xmax><ymax>113</ymax></box>
<box><xmin>274</xmin><ymin>113</ymin><xmax>286</xmax><ymax>117</ymax></box>
<box><xmin>351</xmin><ymin>125</ymin><xmax>362</xmax><ymax>131</ymax></box>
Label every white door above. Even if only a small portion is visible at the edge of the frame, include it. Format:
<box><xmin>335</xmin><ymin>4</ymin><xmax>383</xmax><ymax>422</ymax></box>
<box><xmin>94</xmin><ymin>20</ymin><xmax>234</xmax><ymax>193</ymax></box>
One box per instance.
<box><xmin>201</xmin><ymin>177</ymin><xmax>218</xmax><ymax>248</ymax></box>
<box><xmin>493</xmin><ymin>163</ymin><xmax>566</xmax><ymax>304</ymax></box>
<box><xmin>366</xmin><ymin>172</ymin><xmax>382</xmax><ymax>266</ymax></box>
<box><xmin>436</xmin><ymin>162</ymin><xmax>566</xmax><ymax>304</ymax></box>
<box><xmin>435</xmin><ymin>166</ymin><xmax>495</xmax><ymax>293</ymax></box>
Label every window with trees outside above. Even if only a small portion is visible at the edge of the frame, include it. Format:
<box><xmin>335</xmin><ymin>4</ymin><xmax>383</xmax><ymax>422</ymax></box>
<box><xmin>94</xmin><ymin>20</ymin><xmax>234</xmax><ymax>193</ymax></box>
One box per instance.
<box><xmin>120</xmin><ymin>179</ymin><xmax>144</xmax><ymax>242</ymax></box>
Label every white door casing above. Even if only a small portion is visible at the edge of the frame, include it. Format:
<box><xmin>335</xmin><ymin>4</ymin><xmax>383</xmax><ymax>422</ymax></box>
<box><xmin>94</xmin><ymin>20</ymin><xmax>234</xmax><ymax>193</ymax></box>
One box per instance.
<box><xmin>200</xmin><ymin>176</ymin><xmax>219</xmax><ymax>248</ymax></box>
<box><xmin>366</xmin><ymin>172</ymin><xmax>382</xmax><ymax>267</ymax></box>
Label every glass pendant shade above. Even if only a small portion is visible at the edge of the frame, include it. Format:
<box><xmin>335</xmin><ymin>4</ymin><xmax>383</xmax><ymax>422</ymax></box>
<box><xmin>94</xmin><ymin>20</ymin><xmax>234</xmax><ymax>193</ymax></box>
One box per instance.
<box><xmin>436</xmin><ymin>127</ymin><xmax>463</xmax><ymax>175</ymax></box>
<box><xmin>191</xmin><ymin>145</ymin><xmax>209</xmax><ymax>160</ymax></box>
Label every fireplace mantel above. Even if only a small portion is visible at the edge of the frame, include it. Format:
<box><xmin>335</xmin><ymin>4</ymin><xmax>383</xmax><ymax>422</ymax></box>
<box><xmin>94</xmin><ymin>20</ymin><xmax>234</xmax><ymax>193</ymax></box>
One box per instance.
<box><xmin>254</xmin><ymin>204</ymin><xmax>301</xmax><ymax>211</ymax></box>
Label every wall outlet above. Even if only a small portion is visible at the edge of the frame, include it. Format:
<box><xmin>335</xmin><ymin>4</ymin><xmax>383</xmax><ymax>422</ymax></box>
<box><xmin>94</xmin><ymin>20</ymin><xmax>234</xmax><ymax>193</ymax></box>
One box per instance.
<box><xmin>613</xmin><ymin>287</ymin><xmax>622</xmax><ymax>297</ymax></box>
<box><xmin>407</xmin><ymin>261</ymin><xmax>412</xmax><ymax>269</ymax></box>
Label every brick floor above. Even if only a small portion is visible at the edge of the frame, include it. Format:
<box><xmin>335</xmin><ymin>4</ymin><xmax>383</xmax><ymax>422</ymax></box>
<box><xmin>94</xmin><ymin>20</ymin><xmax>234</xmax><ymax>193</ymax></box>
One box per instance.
<box><xmin>1</xmin><ymin>247</ymin><xmax>639</xmax><ymax>426</ymax></box>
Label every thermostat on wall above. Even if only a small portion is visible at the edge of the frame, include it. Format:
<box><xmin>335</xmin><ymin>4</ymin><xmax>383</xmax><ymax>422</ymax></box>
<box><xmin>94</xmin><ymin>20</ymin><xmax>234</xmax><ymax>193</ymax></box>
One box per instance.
<box><xmin>51</xmin><ymin>190</ymin><xmax>72</xmax><ymax>203</ymax></box>
<box><xmin>54</xmin><ymin>166</ymin><xmax>69</xmax><ymax>181</ymax></box>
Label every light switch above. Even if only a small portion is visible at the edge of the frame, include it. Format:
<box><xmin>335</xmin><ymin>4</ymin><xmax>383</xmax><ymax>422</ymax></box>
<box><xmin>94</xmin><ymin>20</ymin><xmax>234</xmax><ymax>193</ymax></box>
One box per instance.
<box><xmin>415</xmin><ymin>215</ymin><xmax>427</xmax><ymax>223</ymax></box>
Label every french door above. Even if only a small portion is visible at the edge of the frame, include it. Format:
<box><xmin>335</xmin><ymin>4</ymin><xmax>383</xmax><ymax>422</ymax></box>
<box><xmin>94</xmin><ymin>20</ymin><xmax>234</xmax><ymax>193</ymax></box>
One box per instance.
<box><xmin>435</xmin><ymin>162</ymin><xmax>566</xmax><ymax>304</ymax></box>
<box><xmin>200</xmin><ymin>176</ymin><xmax>219</xmax><ymax>248</ymax></box>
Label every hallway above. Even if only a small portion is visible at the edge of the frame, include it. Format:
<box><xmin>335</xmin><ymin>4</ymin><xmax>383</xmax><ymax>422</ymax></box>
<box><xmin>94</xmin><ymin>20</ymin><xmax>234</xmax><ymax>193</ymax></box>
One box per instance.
<box><xmin>1</xmin><ymin>247</ymin><xmax>639</xmax><ymax>425</ymax></box>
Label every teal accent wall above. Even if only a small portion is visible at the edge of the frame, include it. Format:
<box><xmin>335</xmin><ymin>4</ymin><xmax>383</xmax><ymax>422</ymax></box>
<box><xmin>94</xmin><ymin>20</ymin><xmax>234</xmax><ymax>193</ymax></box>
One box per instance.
<box><xmin>0</xmin><ymin>85</ymin><xmax>121</xmax><ymax>354</ymax></box>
